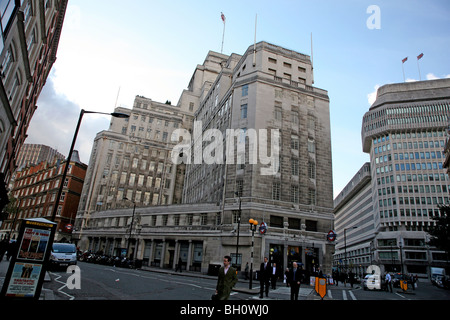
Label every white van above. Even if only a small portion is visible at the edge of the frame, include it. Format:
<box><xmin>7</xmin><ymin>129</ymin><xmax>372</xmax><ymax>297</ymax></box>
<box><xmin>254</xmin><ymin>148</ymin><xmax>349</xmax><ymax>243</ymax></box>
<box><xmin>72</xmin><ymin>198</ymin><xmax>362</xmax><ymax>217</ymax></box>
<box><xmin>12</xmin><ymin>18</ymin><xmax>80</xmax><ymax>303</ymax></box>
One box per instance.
<box><xmin>50</xmin><ymin>243</ymin><xmax>77</xmax><ymax>269</ymax></box>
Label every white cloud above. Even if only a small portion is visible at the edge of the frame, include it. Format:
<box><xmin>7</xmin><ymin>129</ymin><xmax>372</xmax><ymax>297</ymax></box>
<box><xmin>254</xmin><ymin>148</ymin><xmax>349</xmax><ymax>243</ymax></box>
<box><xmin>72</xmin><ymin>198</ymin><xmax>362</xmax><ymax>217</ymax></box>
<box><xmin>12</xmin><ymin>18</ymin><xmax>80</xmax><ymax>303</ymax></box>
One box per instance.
<box><xmin>25</xmin><ymin>71</ymin><xmax>110</xmax><ymax>164</ymax></box>
<box><xmin>367</xmin><ymin>84</ymin><xmax>380</xmax><ymax>105</ymax></box>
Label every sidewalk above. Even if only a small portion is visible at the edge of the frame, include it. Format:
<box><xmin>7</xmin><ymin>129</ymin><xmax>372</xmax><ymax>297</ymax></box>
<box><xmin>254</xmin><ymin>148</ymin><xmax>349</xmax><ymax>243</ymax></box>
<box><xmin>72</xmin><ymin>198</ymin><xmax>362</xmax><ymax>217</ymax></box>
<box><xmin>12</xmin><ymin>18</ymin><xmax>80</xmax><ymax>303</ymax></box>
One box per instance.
<box><xmin>140</xmin><ymin>265</ymin><xmax>318</xmax><ymax>300</ymax></box>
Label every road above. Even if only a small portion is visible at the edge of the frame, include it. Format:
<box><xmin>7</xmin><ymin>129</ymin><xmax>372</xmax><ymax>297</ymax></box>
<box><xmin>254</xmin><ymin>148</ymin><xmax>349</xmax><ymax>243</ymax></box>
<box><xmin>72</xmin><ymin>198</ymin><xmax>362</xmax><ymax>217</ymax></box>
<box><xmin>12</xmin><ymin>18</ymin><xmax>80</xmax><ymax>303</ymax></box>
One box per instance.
<box><xmin>42</xmin><ymin>262</ymin><xmax>450</xmax><ymax>301</ymax></box>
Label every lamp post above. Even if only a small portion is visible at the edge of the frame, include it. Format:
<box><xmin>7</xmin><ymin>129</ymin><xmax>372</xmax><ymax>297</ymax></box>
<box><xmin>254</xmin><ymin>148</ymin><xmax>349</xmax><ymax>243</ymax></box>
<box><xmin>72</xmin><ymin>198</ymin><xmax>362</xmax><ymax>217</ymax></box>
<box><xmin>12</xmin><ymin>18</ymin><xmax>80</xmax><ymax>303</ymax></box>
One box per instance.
<box><xmin>249</xmin><ymin>218</ymin><xmax>258</xmax><ymax>289</ymax></box>
<box><xmin>123</xmin><ymin>197</ymin><xmax>136</xmax><ymax>260</ymax></box>
<box><xmin>344</xmin><ymin>226</ymin><xmax>357</xmax><ymax>272</ymax></box>
<box><xmin>234</xmin><ymin>192</ymin><xmax>241</xmax><ymax>270</ymax></box>
<box><xmin>50</xmin><ymin>109</ymin><xmax>129</xmax><ymax>223</ymax></box>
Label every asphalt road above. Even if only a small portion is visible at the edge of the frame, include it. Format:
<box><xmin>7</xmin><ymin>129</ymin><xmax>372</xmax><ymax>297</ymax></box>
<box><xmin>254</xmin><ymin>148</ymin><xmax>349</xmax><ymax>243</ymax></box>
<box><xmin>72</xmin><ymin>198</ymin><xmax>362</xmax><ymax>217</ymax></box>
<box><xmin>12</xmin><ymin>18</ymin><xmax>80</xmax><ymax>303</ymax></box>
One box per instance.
<box><xmin>41</xmin><ymin>262</ymin><xmax>450</xmax><ymax>301</ymax></box>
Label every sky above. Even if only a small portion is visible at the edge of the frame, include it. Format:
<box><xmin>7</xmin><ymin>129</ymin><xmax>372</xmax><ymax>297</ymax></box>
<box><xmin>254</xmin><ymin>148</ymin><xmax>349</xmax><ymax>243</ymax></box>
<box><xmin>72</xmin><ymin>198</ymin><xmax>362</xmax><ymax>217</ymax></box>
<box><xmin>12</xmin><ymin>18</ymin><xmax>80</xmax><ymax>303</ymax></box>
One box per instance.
<box><xmin>25</xmin><ymin>0</ymin><xmax>450</xmax><ymax>198</ymax></box>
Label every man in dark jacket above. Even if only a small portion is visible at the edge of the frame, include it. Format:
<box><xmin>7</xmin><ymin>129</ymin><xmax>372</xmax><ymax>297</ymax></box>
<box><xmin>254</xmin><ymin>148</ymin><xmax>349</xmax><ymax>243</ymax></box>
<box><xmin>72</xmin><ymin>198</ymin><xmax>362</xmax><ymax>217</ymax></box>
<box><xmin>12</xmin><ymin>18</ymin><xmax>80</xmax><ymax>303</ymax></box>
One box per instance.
<box><xmin>287</xmin><ymin>262</ymin><xmax>303</xmax><ymax>300</ymax></box>
<box><xmin>259</xmin><ymin>256</ymin><xmax>271</xmax><ymax>298</ymax></box>
<box><xmin>215</xmin><ymin>255</ymin><xmax>238</xmax><ymax>300</ymax></box>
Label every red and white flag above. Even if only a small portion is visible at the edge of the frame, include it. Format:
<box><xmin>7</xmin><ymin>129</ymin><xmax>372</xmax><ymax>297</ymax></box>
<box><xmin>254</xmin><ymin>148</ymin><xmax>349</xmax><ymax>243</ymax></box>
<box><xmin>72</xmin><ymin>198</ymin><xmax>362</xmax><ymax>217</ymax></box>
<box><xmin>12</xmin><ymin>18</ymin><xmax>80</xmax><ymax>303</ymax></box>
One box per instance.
<box><xmin>402</xmin><ymin>57</ymin><xmax>408</xmax><ymax>63</ymax></box>
<box><xmin>417</xmin><ymin>53</ymin><xmax>424</xmax><ymax>60</ymax></box>
<box><xmin>221</xmin><ymin>12</ymin><xmax>225</xmax><ymax>23</ymax></box>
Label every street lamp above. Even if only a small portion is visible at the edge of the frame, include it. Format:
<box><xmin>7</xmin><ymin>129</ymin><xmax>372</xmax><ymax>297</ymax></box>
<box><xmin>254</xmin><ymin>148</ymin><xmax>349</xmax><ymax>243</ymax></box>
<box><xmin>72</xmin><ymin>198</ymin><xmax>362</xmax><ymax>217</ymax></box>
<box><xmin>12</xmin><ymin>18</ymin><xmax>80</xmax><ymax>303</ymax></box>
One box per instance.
<box><xmin>344</xmin><ymin>226</ymin><xmax>357</xmax><ymax>272</ymax></box>
<box><xmin>248</xmin><ymin>218</ymin><xmax>258</xmax><ymax>289</ymax></box>
<box><xmin>234</xmin><ymin>191</ymin><xmax>241</xmax><ymax>270</ymax></box>
<box><xmin>50</xmin><ymin>109</ymin><xmax>129</xmax><ymax>223</ymax></box>
<box><xmin>123</xmin><ymin>197</ymin><xmax>136</xmax><ymax>260</ymax></box>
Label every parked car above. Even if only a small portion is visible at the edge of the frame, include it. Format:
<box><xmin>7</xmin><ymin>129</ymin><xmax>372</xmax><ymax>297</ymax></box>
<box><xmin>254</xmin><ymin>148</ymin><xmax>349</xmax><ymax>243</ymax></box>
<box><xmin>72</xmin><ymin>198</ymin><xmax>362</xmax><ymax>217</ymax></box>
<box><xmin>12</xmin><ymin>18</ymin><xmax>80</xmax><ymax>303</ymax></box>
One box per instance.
<box><xmin>363</xmin><ymin>274</ymin><xmax>382</xmax><ymax>290</ymax></box>
<box><xmin>49</xmin><ymin>243</ymin><xmax>77</xmax><ymax>269</ymax></box>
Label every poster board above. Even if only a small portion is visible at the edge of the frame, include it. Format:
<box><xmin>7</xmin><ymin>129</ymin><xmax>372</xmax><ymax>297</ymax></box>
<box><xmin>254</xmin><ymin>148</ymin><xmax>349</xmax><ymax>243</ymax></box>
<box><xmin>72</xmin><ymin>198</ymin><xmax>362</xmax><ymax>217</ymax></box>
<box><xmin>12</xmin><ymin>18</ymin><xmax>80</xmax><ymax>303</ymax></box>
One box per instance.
<box><xmin>1</xmin><ymin>218</ymin><xmax>56</xmax><ymax>299</ymax></box>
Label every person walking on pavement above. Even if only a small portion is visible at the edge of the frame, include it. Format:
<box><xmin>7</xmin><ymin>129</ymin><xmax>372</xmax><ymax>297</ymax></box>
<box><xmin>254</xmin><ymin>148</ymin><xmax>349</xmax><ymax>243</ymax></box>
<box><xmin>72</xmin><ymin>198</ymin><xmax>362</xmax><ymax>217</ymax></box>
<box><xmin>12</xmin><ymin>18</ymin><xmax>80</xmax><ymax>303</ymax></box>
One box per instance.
<box><xmin>175</xmin><ymin>257</ymin><xmax>183</xmax><ymax>272</ymax></box>
<box><xmin>259</xmin><ymin>257</ymin><xmax>271</xmax><ymax>298</ymax></box>
<box><xmin>287</xmin><ymin>262</ymin><xmax>302</xmax><ymax>300</ymax></box>
<box><xmin>215</xmin><ymin>255</ymin><xmax>238</xmax><ymax>300</ymax></box>
<box><xmin>0</xmin><ymin>238</ymin><xmax>8</xmax><ymax>262</ymax></box>
<box><xmin>270</xmin><ymin>262</ymin><xmax>278</xmax><ymax>289</ymax></box>
<box><xmin>385</xmin><ymin>272</ymin><xmax>392</xmax><ymax>293</ymax></box>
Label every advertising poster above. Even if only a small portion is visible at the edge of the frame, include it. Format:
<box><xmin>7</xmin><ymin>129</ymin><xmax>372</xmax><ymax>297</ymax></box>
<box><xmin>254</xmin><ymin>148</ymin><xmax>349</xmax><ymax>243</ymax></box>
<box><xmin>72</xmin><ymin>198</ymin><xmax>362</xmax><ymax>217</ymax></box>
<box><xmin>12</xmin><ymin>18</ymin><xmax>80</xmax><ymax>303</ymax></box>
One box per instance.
<box><xmin>18</xmin><ymin>227</ymin><xmax>50</xmax><ymax>261</ymax></box>
<box><xmin>5</xmin><ymin>262</ymin><xmax>43</xmax><ymax>298</ymax></box>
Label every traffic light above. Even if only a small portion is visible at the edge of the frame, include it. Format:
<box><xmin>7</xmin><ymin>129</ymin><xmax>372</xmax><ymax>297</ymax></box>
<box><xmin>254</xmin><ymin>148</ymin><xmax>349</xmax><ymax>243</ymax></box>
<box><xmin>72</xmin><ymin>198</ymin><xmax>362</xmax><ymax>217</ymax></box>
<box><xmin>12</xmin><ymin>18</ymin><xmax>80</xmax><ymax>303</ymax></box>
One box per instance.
<box><xmin>0</xmin><ymin>173</ymin><xmax>10</xmax><ymax>216</ymax></box>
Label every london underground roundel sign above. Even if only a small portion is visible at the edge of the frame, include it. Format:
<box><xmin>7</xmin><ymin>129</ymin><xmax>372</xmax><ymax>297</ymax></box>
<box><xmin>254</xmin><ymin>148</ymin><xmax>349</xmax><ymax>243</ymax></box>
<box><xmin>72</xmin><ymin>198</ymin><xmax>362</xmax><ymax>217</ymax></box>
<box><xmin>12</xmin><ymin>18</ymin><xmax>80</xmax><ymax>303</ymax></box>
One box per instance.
<box><xmin>259</xmin><ymin>222</ymin><xmax>267</xmax><ymax>234</ymax></box>
<box><xmin>327</xmin><ymin>230</ymin><xmax>336</xmax><ymax>242</ymax></box>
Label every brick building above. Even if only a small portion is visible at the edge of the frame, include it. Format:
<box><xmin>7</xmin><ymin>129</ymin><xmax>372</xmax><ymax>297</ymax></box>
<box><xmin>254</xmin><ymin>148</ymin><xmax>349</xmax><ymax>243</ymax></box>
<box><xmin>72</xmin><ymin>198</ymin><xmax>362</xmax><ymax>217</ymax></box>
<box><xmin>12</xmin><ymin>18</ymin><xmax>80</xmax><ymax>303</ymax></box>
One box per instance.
<box><xmin>1</xmin><ymin>150</ymin><xmax>86</xmax><ymax>241</ymax></box>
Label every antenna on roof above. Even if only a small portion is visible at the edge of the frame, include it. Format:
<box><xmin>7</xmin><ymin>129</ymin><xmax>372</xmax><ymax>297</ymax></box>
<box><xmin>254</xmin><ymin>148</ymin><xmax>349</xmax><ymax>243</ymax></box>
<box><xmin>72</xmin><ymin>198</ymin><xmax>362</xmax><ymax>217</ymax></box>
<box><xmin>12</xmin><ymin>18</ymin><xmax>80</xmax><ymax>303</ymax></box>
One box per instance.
<box><xmin>311</xmin><ymin>32</ymin><xmax>314</xmax><ymax>85</ymax></box>
<box><xmin>253</xmin><ymin>14</ymin><xmax>257</xmax><ymax>67</ymax></box>
<box><xmin>115</xmin><ymin>86</ymin><xmax>121</xmax><ymax>108</ymax></box>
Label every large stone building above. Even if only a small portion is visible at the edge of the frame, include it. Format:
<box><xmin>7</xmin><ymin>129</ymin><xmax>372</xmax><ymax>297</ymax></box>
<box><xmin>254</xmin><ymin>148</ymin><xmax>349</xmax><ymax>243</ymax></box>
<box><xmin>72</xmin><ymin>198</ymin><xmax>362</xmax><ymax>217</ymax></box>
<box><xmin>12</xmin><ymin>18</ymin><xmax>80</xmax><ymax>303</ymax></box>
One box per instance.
<box><xmin>73</xmin><ymin>42</ymin><xmax>335</xmax><ymax>276</ymax></box>
<box><xmin>1</xmin><ymin>150</ymin><xmax>87</xmax><ymax>241</ymax></box>
<box><xmin>0</xmin><ymin>0</ymin><xmax>68</xmax><ymax>184</ymax></box>
<box><xmin>15</xmin><ymin>143</ymin><xmax>65</xmax><ymax>169</ymax></box>
<box><xmin>334</xmin><ymin>78</ymin><xmax>450</xmax><ymax>277</ymax></box>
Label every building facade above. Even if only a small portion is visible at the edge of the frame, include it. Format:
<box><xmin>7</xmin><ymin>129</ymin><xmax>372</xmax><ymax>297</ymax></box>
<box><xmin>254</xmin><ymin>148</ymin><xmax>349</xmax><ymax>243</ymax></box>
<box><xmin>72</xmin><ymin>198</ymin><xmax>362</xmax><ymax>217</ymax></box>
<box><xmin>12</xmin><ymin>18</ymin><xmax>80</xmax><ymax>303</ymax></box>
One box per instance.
<box><xmin>74</xmin><ymin>42</ymin><xmax>335</xmax><ymax>276</ymax></box>
<box><xmin>73</xmin><ymin>95</ymin><xmax>197</xmax><ymax>248</ymax></box>
<box><xmin>1</xmin><ymin>150</ymin><xmax>86</xmax><ymax>241</ymax></box>
<box><xmin>15</xmin><ymin>143</ymin><xmax>65</xmax><ymax>169</ymax></box>
<box><xmin>333</xmin><ymin>162</ymin><xmax>375</xmax><ymax>276</ymax></box>
<box><xmin>335</xmin><ymin>78</ymin><xmax>450</xmax><ymax>277</ymax></box>
<box><xmin>0</xmin><ymin>0</ymin><xmax>68</xmax><ymax>184</ymax></box>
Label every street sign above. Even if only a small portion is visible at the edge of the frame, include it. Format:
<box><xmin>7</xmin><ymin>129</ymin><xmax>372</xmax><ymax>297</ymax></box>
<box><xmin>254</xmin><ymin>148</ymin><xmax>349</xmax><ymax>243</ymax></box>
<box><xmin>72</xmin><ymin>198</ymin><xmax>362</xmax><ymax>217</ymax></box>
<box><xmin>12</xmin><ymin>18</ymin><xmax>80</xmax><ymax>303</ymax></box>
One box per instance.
<box><xmin>327</xmin><ymin>230</ymin><xmax>336</xmax><ymax>242</ymax></box>
<box><xmin>259</xmin><ymin>222</ymin><xmax>267</xmax><ymax>234</ymax></box>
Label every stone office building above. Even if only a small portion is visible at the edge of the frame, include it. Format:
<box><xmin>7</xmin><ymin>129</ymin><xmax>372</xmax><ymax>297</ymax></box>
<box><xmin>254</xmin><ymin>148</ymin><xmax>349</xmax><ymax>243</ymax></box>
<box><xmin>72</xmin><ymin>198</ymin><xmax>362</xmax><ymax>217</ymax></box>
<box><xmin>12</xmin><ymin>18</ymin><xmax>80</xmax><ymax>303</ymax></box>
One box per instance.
<box><xmin>74</xmin><ymin>42</ymin><xmax>335</xmax><ymax>276</ymax></box>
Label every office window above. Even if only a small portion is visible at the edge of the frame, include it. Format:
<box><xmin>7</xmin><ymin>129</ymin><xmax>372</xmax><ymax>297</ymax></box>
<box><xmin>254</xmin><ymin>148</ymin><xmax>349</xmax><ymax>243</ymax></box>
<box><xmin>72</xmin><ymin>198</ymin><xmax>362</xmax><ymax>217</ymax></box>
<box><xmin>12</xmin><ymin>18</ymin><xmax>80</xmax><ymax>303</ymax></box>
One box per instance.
<box><xmin>308</xmin><ymin>162</ymin><xmax>316</xmax><ymax>179</ymax></box>
<box><xmin>240</xmin><ymin>104</ymin><xmax>247</xmax><ymax>119</ymax></box>
<box><xmin>275</xmin><ymin>106</ymin><xmax>282</xmax><ymax>121</ymax></box>
<box><xmin>308</xmin><ymin>139</ymin><xmax>315</xmax><ymax>153</ymax></box>
<box><xmin>242</xmin><ymin>85</ymin><xmax>248</xmax><ymax>96</ymax></box>
<box><xmin>272</xmin><ymin>182</ymin><xmax>281</xmax><ymax>200</ymax></box>
<box><xmin>291</xmin><ymin>159</ymin><xmax>299</xmax><ymax>176</ymax></box>
<box><xmin>291</xmin><ymin>185</ymin><xmax>299</xmax><ymax>203</ymax></box>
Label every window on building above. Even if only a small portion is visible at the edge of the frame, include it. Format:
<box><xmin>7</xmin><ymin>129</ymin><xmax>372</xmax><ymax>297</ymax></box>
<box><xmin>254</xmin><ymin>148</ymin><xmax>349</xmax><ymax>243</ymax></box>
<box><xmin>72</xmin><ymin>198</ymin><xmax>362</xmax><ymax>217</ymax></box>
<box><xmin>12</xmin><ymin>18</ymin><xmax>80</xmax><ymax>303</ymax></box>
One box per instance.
<box><xmin>240</xmin><ymin>104</ymin><xmax>247</xmax><ymax>119</ymax></box>
<box><xmin>272</xmin><ymin>182</ymin><xmax>280</xmax><ymax>200</ymax></box>
<box><xmin>242</xmin><ymin>85</ymin><xmax>248</xmax><ymax>96</ymax></box>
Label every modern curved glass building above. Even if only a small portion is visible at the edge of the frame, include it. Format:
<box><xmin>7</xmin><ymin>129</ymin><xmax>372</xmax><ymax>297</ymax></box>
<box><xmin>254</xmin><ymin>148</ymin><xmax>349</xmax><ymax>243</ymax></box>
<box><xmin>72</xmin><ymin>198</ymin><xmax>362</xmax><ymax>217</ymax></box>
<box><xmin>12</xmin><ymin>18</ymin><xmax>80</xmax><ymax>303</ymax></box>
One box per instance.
<box><xmin>361</xmin><ymin>79</ymin><xmax>450</xmax><ymax>275</ymax></box>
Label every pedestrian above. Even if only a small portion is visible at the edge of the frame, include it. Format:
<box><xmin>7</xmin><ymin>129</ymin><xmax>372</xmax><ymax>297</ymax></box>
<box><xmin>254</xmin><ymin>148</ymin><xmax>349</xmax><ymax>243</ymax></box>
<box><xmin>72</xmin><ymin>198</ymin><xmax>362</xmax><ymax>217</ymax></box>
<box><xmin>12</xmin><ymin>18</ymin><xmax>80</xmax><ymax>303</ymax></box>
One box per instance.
<box><xmin>215</xmin><ymin>255</ymin><xmax>238</xmax><ymax>300</ymax></box>
<box><xmin>0</xmin><ymin>238</ymin><xmax>8</xmax><ymax>262</ymax></box>
<box><xmin>349</xmin><ymin>270</ymin><xmax>354</xmax><ymax>288</ymax></box>
<box><xmin>175</xmin><ymin>257</ymin><xmax>183</xmax><ymax>272</ymax></box>
<box><xmin>270</xmin><ymin>262</ymin><xmax>278</xmax><ymax>289</ymax></box>
<box><xmin>287</xmin><ymin>262</ymin><xmax>302</xmax><ymax>300</ymax></box>
<box><xmin>244</xmin><ymin>262</ymin><xmax>249</xmax><ymax>280</ymax></box>
<box><xmin>259</xmin><ymin>256</ymin><xmax>271</xmax><ymax>298</ymax></box>
<box><xmin>385</xmin><ymin>272</ymin><xmax>392</xmax><ymax>293</ymax></box>
<box><xmin>284</xmin><ymin>268</ymin><xmax>289</xmax><ymax>287</ymax></box>
<box><xmin>6</xmin><ymin>240</ymin><xmax>17</xmax><ymax>261</ymax></box>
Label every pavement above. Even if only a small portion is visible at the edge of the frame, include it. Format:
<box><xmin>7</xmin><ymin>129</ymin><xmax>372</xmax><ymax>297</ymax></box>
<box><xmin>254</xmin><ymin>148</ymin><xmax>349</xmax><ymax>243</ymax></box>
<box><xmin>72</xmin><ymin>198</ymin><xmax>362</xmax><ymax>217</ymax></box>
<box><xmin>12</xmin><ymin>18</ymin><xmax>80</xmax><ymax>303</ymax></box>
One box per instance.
<box><xmin>1</xmin><ymin>257</ymin><xmax>321</xmax><ymax>300</ymax></box>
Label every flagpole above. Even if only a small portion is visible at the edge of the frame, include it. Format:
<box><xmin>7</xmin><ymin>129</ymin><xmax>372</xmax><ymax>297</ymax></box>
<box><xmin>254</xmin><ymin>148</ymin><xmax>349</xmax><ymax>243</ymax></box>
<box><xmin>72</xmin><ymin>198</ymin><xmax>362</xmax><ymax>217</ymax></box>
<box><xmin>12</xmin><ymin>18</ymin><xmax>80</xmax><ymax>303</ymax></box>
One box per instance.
<box><xmin>221</xmin><ymin>12</ymin><xmax>226</xmax><ymax>54</ymax></box>
<box><xmin>417</xmin><ymin>53</ymin><xmax>423</xmax><ymax>81</ymax></box>
<box><xmin>417</xmin><ymin>59</ymin><xmax>421</xmax><ymax>80</ymax></box>
<box><xmin>402</xmin><ymin>62</ymin><xmax>405</xmax><ymax>82</ymax></box>
<box><xmin>402</xmin><ymin>57</ymin><xmax>407</xmax><ymax>82</ymax></box>
<box><xmin>253</xmin><ymin>14</ymin><xmax>257</xmax><ymax>66</ymax></box>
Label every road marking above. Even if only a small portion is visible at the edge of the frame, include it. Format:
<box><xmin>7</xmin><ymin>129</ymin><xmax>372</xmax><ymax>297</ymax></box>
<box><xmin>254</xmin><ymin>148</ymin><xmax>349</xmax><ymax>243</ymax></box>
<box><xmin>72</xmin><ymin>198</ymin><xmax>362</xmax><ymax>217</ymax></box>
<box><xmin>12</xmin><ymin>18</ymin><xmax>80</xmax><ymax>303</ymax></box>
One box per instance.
<box><xmin>342</xmin><ymin>290</ymin><xmax>347</xmax><ymax>300</ymax></box>
<box><xmin>327</xmin><ymin>290</ymin><xmax>333</xmax><ymax>299</ymax></box>
<box><xmin>50</xmin><ymin>272</ymin><xmax>75</xmax><ymax>300</ymax></box>
<box><xmin>348</xmin><ymin>290</ymin><xmax>357</xmax><ymax>300</ymax></box>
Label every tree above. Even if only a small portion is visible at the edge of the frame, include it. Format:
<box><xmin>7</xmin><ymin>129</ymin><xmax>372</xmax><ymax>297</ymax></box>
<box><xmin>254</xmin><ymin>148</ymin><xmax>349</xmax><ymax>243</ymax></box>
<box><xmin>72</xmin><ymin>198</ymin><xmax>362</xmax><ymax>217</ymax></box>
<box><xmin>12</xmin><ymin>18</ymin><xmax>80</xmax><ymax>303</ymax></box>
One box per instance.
<box><xmin>426</xmin><ymin>205</ymin><xmax>450</xmax><ymax>258</ymax></box>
